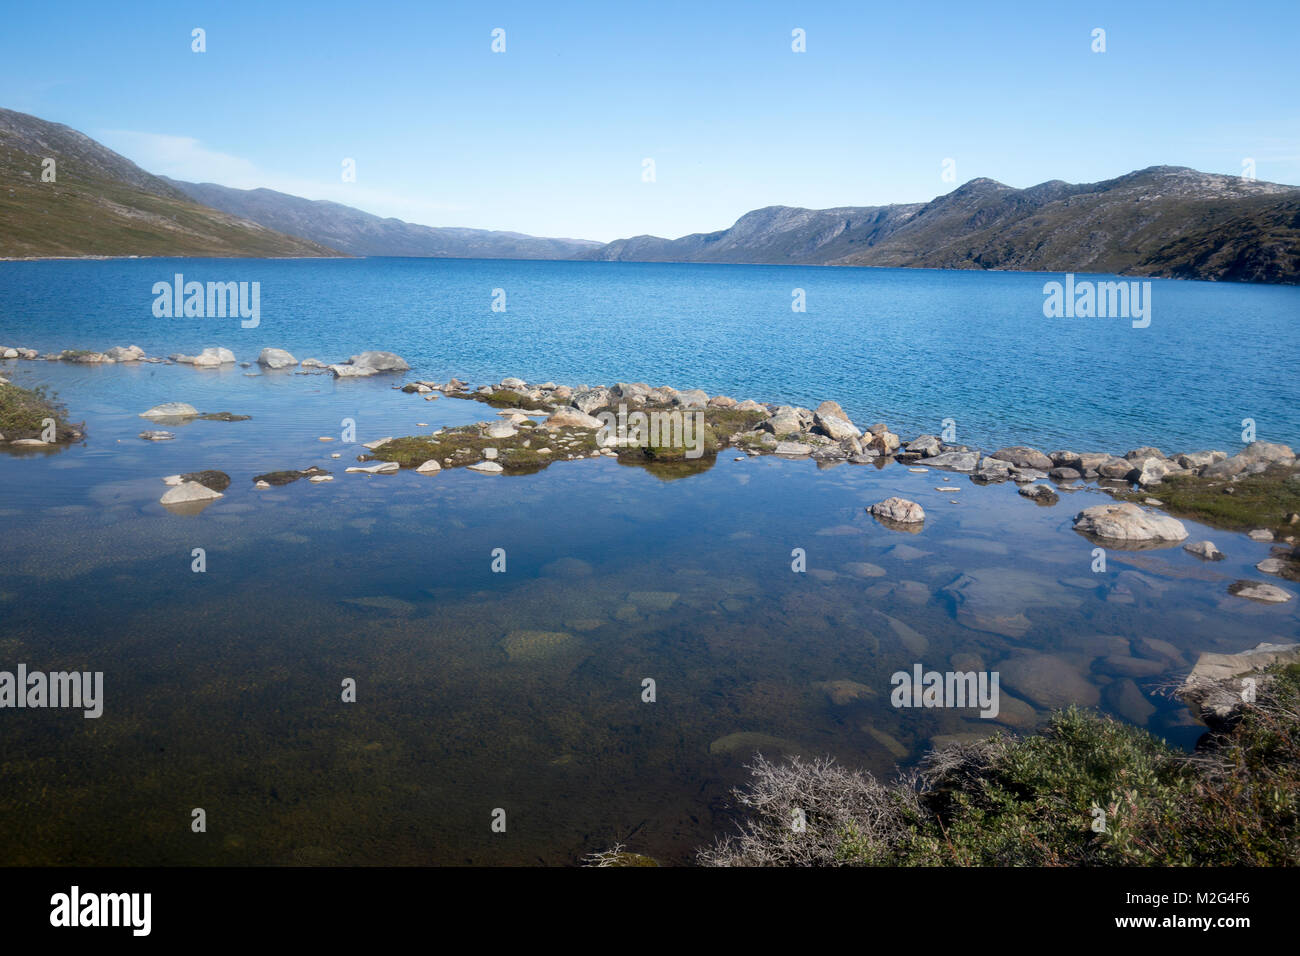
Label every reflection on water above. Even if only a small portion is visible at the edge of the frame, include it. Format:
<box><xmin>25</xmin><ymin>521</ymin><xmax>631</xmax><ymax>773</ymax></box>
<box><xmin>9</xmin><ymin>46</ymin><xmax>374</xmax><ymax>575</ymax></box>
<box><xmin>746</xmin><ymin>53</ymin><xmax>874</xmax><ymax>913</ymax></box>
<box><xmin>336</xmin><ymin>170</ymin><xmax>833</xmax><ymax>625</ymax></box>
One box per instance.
<box><xmin>1</xmin><ymin>363</ymin><xmax>1296</xmax><ymax>864</ymax></box>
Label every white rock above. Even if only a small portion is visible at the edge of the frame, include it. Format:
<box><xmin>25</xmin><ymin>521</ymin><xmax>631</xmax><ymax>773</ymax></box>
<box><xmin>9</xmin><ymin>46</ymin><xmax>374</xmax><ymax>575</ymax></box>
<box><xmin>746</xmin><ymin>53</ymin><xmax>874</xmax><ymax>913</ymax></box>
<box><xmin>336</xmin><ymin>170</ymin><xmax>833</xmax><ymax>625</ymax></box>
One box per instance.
<box><xmin>1184</xmin><ymin>540</ymin><xmax>1223</xmax><ymax>561</ymax></box>
<box><xmin>345</xmin><ymin>462</ymin><xmax>400</xmax><ymax>474</ymax></box>
<box><xmin>363</xmin><ymin>438</ymin><xmax>393</xmax><ymax>450</ymax></box>
<box><xmin>140</xmin><ymin>402</ymin><xmax>199</xmax><ymax>419</ymax></box>
<box><xmin>468</xmin><ymin>461</ymin><xmax>504</xmax><ymax>473</ymax></box>
<box><xmin>257</xmin><ymin>348</ymin><xmax>297</xmax><ymax>369</ymax></box>
<box><xmin>1072</xmin><ymin>503</ymin><xmax>1188</xmax><ymax>544</ymax></box>
<box><xmin>160</xmin><ymin>481</ymin><xmax>223</xmax><ymax>505</ymax></box>
<box><xmin>483</xmin><ymin>448</ymin><xmax>499</xmax><ymax>460</ymax></box>
<box><xmin>484</xmin><ymin>421</ymin><xmax>517</xmax><ymax>439</ymax></box>
<box><xmin>416</xmin><ymin>460</ymin><xmax>442</xmax><ymax>473</ymax></box>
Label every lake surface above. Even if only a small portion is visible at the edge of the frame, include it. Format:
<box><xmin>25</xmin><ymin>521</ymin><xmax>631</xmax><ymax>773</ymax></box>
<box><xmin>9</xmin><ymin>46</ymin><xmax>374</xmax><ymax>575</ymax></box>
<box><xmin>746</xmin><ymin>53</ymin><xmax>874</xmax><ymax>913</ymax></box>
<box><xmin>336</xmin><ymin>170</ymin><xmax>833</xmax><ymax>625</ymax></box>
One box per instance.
<box><xmin>3</xmin><ymin>257</ymin><xmax>1298</xmax><ymax>452</ymax></box>
<box><xmin>0</xmin><ymin>259</ymin><xmax>1297</xmax><ymax>865</ymax></box>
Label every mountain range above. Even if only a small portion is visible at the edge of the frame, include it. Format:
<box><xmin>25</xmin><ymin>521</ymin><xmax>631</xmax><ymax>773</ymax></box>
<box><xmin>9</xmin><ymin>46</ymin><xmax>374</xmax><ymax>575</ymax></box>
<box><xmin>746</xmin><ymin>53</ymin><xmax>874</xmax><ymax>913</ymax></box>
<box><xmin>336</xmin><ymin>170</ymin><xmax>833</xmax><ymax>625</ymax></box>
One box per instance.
<box><xmin>3</xmin><ymin>107</ymin><xmax>1298</xmax><ymax>284</ymax></box>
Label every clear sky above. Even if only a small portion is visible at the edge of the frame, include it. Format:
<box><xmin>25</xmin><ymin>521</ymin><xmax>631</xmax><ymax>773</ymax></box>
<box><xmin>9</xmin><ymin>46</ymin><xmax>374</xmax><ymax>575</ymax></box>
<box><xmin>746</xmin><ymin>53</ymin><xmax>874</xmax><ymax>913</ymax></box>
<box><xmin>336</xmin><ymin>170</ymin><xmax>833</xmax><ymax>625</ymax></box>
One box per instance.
<box><xmin>3</xmin><ymin>0</ymin><xmax>1297</xmax><ymax>241</ymax></box>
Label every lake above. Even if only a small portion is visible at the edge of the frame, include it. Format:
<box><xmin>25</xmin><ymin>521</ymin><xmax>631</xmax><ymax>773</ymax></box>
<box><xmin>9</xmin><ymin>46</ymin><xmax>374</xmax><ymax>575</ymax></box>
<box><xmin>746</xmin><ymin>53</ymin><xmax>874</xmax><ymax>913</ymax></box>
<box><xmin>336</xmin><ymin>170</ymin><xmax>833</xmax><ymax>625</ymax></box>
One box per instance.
<box><xmin>0</xmin><ymin>258</ymin><xmax>1297</xmax><ymax>865</ymax></box>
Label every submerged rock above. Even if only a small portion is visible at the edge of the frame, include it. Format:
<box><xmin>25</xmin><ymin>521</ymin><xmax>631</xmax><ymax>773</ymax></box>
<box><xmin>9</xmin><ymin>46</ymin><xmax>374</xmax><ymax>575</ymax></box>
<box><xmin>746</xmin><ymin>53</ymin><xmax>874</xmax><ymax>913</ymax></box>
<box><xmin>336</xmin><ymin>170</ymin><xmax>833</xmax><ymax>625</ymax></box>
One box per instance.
<box><xmin>140</xmin><ymin>402</ymin><xmax>199</xmax><ymax>420</ymax></box>
<box><xmin>159</xmin><ymin>481</ymin><xmax>223</xmax><ymax>506</ymax></box>
<box><xmin>1184</xmin><ymin>540</ymin><xmax>1224</xmax><ymax>561</ymax></box>
<box><xmin>138</xmin><ymin>430</ymin><xmax>174</xmax><ymax>441</ymax></box>
<box><xmin>1227</xmin><ymin>580</ymin><xmax>1293</xmax><ymax>604</ymax></box>
<box><xmin>346</xmin><ymin>462</ymin><xmax>400</xmax><ymax>475</ymax></box>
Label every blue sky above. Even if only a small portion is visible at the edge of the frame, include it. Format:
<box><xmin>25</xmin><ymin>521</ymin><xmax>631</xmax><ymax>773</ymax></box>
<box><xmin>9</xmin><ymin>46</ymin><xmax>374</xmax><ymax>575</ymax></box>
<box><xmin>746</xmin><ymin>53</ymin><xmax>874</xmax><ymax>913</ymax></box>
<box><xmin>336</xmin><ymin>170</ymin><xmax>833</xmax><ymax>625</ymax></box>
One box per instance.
<box><xmin>3</xmin><ymin>0</ymin><xmax>1297</xmax><ymax>241</ymax></box>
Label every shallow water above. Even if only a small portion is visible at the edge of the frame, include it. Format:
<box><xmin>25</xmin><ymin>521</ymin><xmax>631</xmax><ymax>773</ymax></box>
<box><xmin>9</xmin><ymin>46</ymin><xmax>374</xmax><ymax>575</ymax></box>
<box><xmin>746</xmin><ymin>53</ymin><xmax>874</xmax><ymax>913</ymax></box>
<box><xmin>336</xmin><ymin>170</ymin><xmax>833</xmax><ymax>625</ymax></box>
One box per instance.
<box><xmin>1</xmin><ymin>360</ymin><xmax>1296</xmax><ymax>865</ymax></box>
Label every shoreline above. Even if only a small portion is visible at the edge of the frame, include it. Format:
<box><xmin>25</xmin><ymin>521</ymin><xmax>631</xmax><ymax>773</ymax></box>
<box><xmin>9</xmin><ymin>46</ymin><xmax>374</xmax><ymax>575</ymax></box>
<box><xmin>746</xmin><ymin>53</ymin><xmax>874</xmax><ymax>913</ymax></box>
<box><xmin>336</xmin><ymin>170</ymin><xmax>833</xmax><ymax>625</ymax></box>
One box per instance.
<box><xmin>3</xmin><ymin>342</ymin><xmax>1299</xmax><ymax>590</ymax></box>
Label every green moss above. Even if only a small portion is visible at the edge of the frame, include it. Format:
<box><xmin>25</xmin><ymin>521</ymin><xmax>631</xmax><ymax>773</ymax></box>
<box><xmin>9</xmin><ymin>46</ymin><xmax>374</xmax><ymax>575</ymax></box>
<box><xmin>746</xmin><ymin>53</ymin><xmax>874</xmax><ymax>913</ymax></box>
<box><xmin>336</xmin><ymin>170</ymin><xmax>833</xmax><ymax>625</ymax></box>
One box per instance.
<box><xmin>181</xmin><ymin>470</ymin><xmax>231</xmax><ymax>492</ymax></box>
<box><xmin>468</xmin><ymin>390</ymin><xmax>550</xmax><ymax>411</ymax></box>
<box><xmin>253</xmin><ymin>467</ymin><xmax>330</xmax><ymax>486</ymax></box>
<box><xmin>371</xmin><ymin>424</ymin><xmax>598</xmax><ymax>474</ymax></box>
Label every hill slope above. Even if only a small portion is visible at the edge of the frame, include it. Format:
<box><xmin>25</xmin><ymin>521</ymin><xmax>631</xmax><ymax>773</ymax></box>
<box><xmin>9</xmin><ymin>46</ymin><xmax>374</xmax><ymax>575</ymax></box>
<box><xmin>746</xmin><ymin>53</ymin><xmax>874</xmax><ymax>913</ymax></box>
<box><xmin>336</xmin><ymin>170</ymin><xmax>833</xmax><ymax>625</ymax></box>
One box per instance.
<box><xmin>587</xmin><ymin>167</ymin><xmax>1300</xmax><ymax>284</ymax></box>
<box><xmin>166</xmin><ymin>179</ymin><xmax>602</xmax><ymax>260</ymax></box>
<box><xmin>0</xmin><ymin>108</ymin><xmax>341</xmax><ymax>258</ymax></box>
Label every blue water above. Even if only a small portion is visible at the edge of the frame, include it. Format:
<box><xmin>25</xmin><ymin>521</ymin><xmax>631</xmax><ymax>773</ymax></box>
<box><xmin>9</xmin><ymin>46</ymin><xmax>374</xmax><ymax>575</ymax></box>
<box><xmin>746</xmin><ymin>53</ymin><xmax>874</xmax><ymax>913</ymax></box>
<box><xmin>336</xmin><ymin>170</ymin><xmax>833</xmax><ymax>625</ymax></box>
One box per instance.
<box><xmin>2</xmin><ymin>257</ymin><xmax>1296</xmax><ymax>454</ymax></box>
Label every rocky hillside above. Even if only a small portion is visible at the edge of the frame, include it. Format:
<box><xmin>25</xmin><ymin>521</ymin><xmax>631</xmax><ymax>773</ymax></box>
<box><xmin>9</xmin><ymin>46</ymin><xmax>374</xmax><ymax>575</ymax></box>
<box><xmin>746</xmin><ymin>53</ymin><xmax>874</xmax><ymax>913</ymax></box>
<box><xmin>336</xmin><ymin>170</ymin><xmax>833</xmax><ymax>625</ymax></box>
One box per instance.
<box><xmin>165</xmin><ymin>179</ymin><xmax>603</xmax><ymax>260</ymax></box>
<box><xmin>588</xmin><ymin>167</ymin><xmax>1300</xmax><ymax>284</ymax></box>
<box><xmin>0</xmin><ymin>108</ymin><xmax>340</xmax><ymax>258</ymax></box>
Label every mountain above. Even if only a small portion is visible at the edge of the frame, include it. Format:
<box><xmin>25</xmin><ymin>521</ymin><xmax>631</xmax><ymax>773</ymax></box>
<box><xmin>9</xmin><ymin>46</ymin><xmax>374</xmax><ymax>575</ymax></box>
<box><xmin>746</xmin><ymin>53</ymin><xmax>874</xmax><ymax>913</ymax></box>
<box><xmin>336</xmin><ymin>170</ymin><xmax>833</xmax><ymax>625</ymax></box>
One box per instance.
<box><xmin>587</xmin><ymin>167</ymin><xmax>1300</xmax><ymax>284</ymax></box>
<box><xmin>0</xmin><ymin>108</ymin><xmax>340</xmax><ymax>258</ymax></box>
<box><xmin>164</xmin><ymin>179</ymin><xmax>603</xmax><ymax>260</ymax></box>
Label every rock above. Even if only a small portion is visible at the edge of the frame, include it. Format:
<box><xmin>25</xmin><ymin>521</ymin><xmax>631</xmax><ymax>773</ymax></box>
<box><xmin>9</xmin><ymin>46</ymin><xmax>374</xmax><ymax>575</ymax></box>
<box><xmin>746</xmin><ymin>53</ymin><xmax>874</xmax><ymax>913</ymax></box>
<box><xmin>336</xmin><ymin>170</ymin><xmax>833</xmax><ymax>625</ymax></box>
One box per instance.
<box><xmin>483</xmin><ymin>421</ymin><xmax>517</xmax><ymax>439</ymax></box>
<box><xmin>1184</xmin><ymin>540</ymin><xmax>1224</xmax><ymax>561</ymax></box>
<box><xmin>1018</xmin><ymin>484</ymin><xmax>1058</xmax><ymax>504</ymax></box>
<box><xmin>998</xmin><ymin>653</ymin><xmax>1099</xmax><ymax>709</ymax></box>
<box><xmin>1128</xmin><ymin>456</ymin><xmax>1172</xmax><ymax>487</ymax></box>
<box><xmin>190</xmin><ymin>347</ymin><xmax>236</xmax><ymax>367</ymax></box>
<box><xmin>140</xmin><ymin>402</ymin><xmax>199</xmax><ymax>420</ymax></box>
<box><xmin>416</xmin><ymin>459</ymin><xmax>441</xmax><ymax>473</ymax></box>
<box><xmin>1256</xmin><ymin>558</ymin><xmax>1288</xmax><ymax>575</ymax></box>
<box><xmin>917</xmin><ymin>451</ymin><xmax>979</xmax><ymax>471</ymax></box>
<box><xmin>865</xmin><ymin>429</ymin><xmax>901</xmax><ymax>454</ymax></box>
<box><xmin>1096</xmin><ymin>456</ymin><xmax>1135</xmax><ymax>479</ymax></box>
<box><xmin>159</xmin><ymin>481</ymin><xmax>223</xmax><ymax>505</ymax></box>
<box><xmin>105</xmin><ymin>345</ymin><xmax>145</xmax><ymax>362</ymax></box>
<box><xmin>1049</xmin><ymin>466</ymin><xmax>1084</xmax><ymax>481</ymax></box>
<box><xmin>991</xmin><ymin>446</ymin><xmax>1053</xmax><ymax>470</ymax></box>
<box><xmin>347</xmin><ymin>351</ymin><xmax>410</xmax><ymax>372</ymax></box>
<box><xmin>138</xmin><ymin>430</ymin><xmax>174</xmax><ymax>441</ymax></box>
<box><xmin>345</xmin><ymin>462</ymin><xmax>400</xmax><ymax>475</ymax></box>
<box><xmin>1227</xmin><ymin>581</ymin><xmax>1293</xmax><ymax>603</ymax></box>
<box><xmin>1124</xmin><ymin>446</ymin><xmax>1166</xmax><ymax>461</ymax></box>
<box><xmin>1072</xmin><ymin>503</ymin><xmax>1188</xmax><ymax>546</ymax></box>
<box><xmin>1179</xmin><ymin>642</ymin><xmax>1300</xmax><ymax>729</ymax></box>
<box><xmin>467</xmin><ymin>461</ymin><xmax>504</xmax><ymax>474</ymax></box>
<box><xmin>762</xmin><ymin>406</ymin><xmax>804</xmax><ymax>437</ymax></box>
<box><xmin>868</xmin><ymin>497</ymin><xmax>925</xmax><ymax>524</ymax></box>
<box><xmin>1099</xmin><ymin>655</ymin><xmax>1167</xmax><ymax>678</ymax></box>
<box><xmin>1103</xmin><ymin>679</ymin><xmax>1156</xmax><ymax>725</ymax></box>
<box><xmin>500</xmin><ymin>629</ymin><xmax>581</xmax><ymax>663</ymax></box>
<box><xmin>1175</xmin><ymin>450</ymin><xmax>1223</xmax><ymax>470</ymax></box>
<box><xmin>161</xmin><ymin>475</ymin><xmax>183</xmax><ymax>486</ymax></box>
<box><xmin>309</xmin><ymin>474</ymin><xmax>333</xmax><ymax>483</ymax></box>
<box><xmin>708</xmin><ymin>732</ymin><xmax>801</xmax><ymax>757</ymax></box>
<box><xmin>257</xmin><ymin>348</ymin><xmax>297</xmax><ymax>369</ymax></box>
<box><xmin>329</xmin><ymin>363</ymin><xmax>378</xmax><ymax>378</ymax></box>
<box><xmin>1247</xmin><ymin>529</ymin><xmax>1274</xmax><ymax>542</ymax></box>
<box><xmin>906</xmin><ymin>435</ymin><xmax>943</xmax><ymax>457</ymax></box>
<box><xmin>815</xmin><ymin>679</ymin><xmax>875</xmax><ymax>706</ymax></box>
<box><xmin>973</xmin><ymin>457</ymin><xmax>1012</xmax><ymax>482</ymax></box>
<box><xmin>775</xmin><ymin>441</ymin><xmax>813</xmax><ymax>456</ymax></box>
<box><xmin>483</xmin><ymin>448</ymin><xmax>498</xmax><ymax>460</ymax></box>
<box><xmin>254</xmin><ymin>480</ymin><xmax>271</xmax><ymax>489</ymax></box>
<box><xmin>1240</xmin><ymin>441</ymin><xmax>1294</xmax><ymax>464</ymax></box>
<box><xmin>500</xmin><ymin>377</ymin><xmax>527</xmax><ymax>389</ymax></box>
<box><xmin>362</xmin><ymin>438</ymin><xmax>393</xmax><ymax>450</ymax></box>
<box><xmin>1202</xmin><ymin>455</ymin><xmax>1249</xmax><ymax>479</ymax></box>
<box><xmin>675</xmin><ymin>388</ymin><xmax>709</xmax><ymax>408</ymax></box>
<box><xmin>545</xmin><ymin>407</ymin><xmax>603</xmax><ymax>429</ymax></box>
<box><xmin>301</xmin><ymin>358</ymin><xmax>328</xmax><ymax>369</ymax></box>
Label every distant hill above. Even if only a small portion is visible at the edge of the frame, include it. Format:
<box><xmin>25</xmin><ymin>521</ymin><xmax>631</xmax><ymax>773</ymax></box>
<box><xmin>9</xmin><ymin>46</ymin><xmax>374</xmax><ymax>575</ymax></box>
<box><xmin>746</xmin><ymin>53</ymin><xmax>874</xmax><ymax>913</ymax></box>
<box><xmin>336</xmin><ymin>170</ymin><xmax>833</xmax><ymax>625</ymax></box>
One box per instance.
<box><xmin>0</xmin><ymin>108</ymin><xmax>340</xmax><ymax>258</ymax></box>
<box><xmin>586</xmin><ymin>168</ymin><xmax>1300</xmax><ymax>284</ymax></box>
<box><xmin>165</xmin><ymin>179</ymin><xmax>603</xmax><ymax>260</ymax></box>
<box><xmin>3</xmin><ymin>106</ymin><xmax>1296</xmax><ymax>283</ymax></box>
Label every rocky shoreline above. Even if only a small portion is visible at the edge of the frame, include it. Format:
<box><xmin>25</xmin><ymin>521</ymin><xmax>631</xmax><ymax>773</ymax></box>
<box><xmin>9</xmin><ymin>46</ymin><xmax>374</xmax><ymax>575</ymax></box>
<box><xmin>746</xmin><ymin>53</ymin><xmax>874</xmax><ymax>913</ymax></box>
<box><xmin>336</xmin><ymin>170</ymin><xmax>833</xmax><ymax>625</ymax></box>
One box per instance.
<box><xmin>4</xmin><ymin>343</ymin><xmax>1299</xmax><ymax>601</ymax></box>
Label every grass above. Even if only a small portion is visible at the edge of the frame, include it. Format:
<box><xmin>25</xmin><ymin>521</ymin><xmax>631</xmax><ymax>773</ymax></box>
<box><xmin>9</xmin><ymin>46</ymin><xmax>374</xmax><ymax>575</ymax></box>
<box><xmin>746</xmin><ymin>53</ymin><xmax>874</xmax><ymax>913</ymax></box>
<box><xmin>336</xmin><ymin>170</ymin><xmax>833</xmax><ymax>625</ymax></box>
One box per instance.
<box><xmin>0</xmin><ymin>380</ymin><xmax>79</xmax><ymax>442</ymax></box>
<box><xmin>370</xmin><ymin>423</ymin><xmax>599</xmax><ymax>474</ymax></box>
<box><xmin>698</xmin><ymin>661</ymin><xmax>1300</xmax><ymax>867</ymax></box>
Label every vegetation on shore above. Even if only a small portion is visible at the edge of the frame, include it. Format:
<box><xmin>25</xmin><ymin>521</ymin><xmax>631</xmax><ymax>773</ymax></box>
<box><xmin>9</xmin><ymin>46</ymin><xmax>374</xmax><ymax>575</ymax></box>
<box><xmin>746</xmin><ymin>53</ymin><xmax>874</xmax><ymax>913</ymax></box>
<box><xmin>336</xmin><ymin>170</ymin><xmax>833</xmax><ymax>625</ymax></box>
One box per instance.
<box><xmin>0</xmin><ymin>380</ymin><xmax>80</xmax><ymax>442</ymax></box>
<box><xmin>1115</xmin><ymin>466</ymin><xmax>1300</xmax><ymax>539</ymax></box>
<box><xmin>697</xmin><ymin>661</ymin><xmax>1300</xmax><ymax>866</ymax></box>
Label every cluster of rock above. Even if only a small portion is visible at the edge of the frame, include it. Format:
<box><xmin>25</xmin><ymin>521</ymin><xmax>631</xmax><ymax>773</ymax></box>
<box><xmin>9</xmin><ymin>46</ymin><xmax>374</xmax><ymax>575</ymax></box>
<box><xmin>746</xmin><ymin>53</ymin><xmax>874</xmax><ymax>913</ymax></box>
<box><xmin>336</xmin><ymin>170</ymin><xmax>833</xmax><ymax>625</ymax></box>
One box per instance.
<box><xmin>0</xmin><ymin>344</ymin><xmax>413</xmax><ymax>379</ymax></box>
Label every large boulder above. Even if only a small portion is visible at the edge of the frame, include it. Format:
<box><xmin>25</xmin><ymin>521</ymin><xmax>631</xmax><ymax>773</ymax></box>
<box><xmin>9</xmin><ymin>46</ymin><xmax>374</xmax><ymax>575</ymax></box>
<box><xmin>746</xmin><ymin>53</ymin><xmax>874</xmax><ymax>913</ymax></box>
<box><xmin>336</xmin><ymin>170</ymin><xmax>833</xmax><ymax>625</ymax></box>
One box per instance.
<box><xmin>105</xmin><ymin>345</ymin><xmax>146</xmax><ymax>362</ymax></box>
<box><xmin>329</xmin><ymin>363</ymin><xmax>379</xmax><ymax>378</ymax></box>
<box><xmin>762</xmin><ymin>406</ymin><xmax>804</xmax><ymax>437</ymax></box>
<box><xmin>1072</xmin><ymin>502</ymin><xmax>1188</xmax><ymax>546</ymax></box>
<box><xmin>813</xmin><ymin>410</ymin><xmax>860</xmax><ymax>441</ymax></box>
<box><xmin>1240</xmin><ymin>441</ymin><xmax>1295</xmax><ymax>465</ymax></box>
<box><xmin>868</xmin><ymin>497</ymin><xmax>925</xmax><ymax>524</ymax></box>
<box><xmin>545</xmin><ymin>407</ymin><xmax>603</xmax><ymax>429</ymax></box>
<box><xmin>257</xmin><ymin>348</ymin><xmax>297</xmax><ymax>369</ymax></box>
<box><xmin>990</xmin><ymin>446</ymin><xmax>1052</xmax><ymax>470</ymax></box>
<box><xmin>347</xmin><ymin>351</ymin><xmax>410</xmax><ymax>372</ymax></box>
<box><xmin>1178</xmin><ymin>642</ymin><xmax>1300</xmax><ymax>730</ymax></box>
